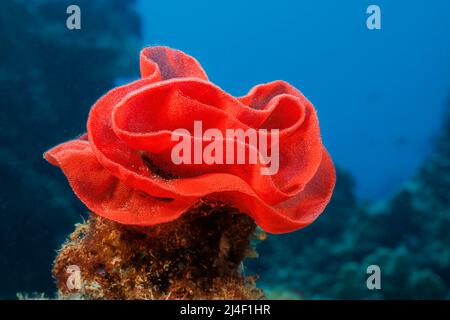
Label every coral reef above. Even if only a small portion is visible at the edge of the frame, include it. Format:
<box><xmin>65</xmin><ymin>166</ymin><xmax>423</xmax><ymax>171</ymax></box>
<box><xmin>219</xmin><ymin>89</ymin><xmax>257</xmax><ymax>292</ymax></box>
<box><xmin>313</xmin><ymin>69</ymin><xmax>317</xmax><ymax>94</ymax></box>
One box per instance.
<box><xmin>53</xmin><ymin>201</ymin><xmax>263</xmax><ymax>300</ymax></box>
<box><xmin>0</xmin><ymin>0</ymin><xmax>140</xmax><ymax>298</ymax></box>
<box><xmin>254</xmin><ymin>99</ymin><xmax>450</xmax><ymax>299</ymax></box>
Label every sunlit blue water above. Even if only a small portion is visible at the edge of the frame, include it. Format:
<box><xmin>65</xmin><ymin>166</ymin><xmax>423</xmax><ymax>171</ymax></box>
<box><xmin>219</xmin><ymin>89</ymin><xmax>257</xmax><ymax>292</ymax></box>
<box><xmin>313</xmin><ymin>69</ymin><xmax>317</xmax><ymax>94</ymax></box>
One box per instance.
<box><xmin>137</xmin><ymin>0</ymin><xmax>450</xmax><ymax>199</ymax></box>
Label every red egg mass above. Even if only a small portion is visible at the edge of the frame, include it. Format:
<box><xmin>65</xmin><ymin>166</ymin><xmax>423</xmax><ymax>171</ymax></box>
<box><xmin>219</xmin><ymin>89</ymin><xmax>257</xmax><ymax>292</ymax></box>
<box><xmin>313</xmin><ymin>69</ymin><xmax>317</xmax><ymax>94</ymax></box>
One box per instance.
<box><xmin>44</xmin><ymin>46</ymin><xmax>336</xmax><ymax>234</ymax></box>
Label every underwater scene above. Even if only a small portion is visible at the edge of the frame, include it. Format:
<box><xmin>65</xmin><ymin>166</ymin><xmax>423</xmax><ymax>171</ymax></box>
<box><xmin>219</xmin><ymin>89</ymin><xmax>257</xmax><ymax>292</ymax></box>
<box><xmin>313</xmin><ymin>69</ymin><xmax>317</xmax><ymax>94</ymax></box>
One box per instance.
<box><xmin>1</xmin><ymin>0</ymin><xmax>450</xmax><ymax>301</ymax></box>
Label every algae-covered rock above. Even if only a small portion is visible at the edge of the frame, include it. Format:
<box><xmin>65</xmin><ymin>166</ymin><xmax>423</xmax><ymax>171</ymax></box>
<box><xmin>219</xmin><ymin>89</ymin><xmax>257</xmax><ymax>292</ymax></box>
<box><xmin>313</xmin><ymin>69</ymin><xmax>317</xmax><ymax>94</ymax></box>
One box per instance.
<box><xmin>53</xmin><ymin>201</ymin><xmax>263</xmax><ymax>300</ymax></box>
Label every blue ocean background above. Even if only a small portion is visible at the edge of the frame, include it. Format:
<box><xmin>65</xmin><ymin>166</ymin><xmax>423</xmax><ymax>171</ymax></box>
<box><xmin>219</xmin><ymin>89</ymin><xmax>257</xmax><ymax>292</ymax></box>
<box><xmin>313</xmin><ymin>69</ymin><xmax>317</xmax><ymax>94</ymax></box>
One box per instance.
<box><xmin>0</xmin><ymin>0</ymin><xmax>449</xmax><ymax>299</ymax></box>
<box><xmin>137</xmin><ymin>0</ymin><xmax>450</xmax><ymax>199</ymax></box>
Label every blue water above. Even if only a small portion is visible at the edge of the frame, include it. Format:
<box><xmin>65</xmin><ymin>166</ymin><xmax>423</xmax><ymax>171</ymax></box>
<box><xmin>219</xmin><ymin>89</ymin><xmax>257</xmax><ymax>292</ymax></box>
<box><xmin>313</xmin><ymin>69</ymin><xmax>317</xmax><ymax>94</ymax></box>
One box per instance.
<box><xmin>137</xmin><ymin>0</ymin><xmax>450</xmax><ymax>199</ymax></box>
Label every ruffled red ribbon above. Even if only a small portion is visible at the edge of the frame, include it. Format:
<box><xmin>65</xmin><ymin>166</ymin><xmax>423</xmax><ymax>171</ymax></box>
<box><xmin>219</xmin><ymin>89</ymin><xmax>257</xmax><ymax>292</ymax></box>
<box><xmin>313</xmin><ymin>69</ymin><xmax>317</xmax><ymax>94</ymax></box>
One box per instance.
<box><xmin>44</xmin><ymin>46</ymin><xmax>335</xmax><ymax>234</ymax></box>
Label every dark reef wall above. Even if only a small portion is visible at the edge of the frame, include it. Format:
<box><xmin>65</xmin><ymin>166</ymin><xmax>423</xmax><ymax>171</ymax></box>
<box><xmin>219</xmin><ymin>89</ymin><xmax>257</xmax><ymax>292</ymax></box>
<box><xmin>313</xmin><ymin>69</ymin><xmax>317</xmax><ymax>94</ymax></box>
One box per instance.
<box><xmin>254</xmin><ymin>99</ymin><xmax>450</xmax><ymax>299</ymax></box>
<box><xmin>0</xmin><ymin>0</ymin><xmax>140</xmax><ymax>298</ymax></box>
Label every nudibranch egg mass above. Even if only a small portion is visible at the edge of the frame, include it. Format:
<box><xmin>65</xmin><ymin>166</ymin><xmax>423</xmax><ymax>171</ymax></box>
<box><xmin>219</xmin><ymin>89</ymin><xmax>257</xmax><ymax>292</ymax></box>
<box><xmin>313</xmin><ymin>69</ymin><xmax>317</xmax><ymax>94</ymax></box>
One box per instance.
<box><xmin>44</xmin><ymin>46</ymin><xmax>336</xmax><ymax>234</ymax></box>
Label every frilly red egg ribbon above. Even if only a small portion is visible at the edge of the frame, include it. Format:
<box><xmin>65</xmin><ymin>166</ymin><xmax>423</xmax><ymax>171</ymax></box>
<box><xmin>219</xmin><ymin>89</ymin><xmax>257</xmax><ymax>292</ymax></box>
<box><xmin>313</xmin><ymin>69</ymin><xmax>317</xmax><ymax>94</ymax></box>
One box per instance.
<box><xmin>44</xmin><ymin>46</ymin><xmax>336</xmax><ymax>234</ymax></box>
